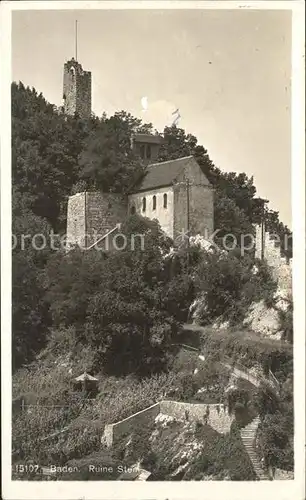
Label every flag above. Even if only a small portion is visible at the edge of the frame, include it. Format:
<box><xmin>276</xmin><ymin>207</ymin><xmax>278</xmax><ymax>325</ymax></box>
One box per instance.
<box><xmin>172</xmin><ymin>108</ymin><xmax>181</xmax><ymax>126</ymax></box>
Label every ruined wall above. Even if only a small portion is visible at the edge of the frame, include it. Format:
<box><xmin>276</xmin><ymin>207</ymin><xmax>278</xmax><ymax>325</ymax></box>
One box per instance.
<box><xmin>159</xmin><ymin>401</ymin><xmax>233</xmax><ymax>434</ymax></box>
<box><xmin>254</xmin><ymin>225</ymin><xmax>292</xmax><ymax>293</ymax></box>
<box><xmin>128</xmin><ymin>187</ymin><xmax>174</xmax><ymax>238</ymax></box>
<box><xmin>66</xmin><ymin>192</ymin><xmax>86</xmax><ymax>248</ymax></box>
<box><xmin>76</xmin><ymin>71</ymin><xmax>91</xmax><ymax>118</ymax></box>
<box><xmin>66</xmin><ymin>191</ymin><xmax>127</xmax><ymax>249</ymax></box>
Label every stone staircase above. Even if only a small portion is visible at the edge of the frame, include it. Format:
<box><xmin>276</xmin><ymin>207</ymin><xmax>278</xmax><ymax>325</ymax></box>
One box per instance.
<box><xmin>240</xmin><ymin>417</ymin><xmax>270</xmax><ymax>480</ymax></box>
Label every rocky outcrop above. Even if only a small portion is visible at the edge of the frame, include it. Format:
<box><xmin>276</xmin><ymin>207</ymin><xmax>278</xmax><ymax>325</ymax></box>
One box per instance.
<box><xmin>243</xmin><ymin>287</ymin><xmax>292</xmax><ymax>340</ymax></box>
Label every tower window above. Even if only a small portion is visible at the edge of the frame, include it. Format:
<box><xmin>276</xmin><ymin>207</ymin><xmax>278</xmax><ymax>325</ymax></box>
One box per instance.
<box><xmin>146</xmin><ymin>144</ymin><xmax>151</xmax><ymax>159</ymax></box>
<box><xmin>130</xmin><ymin>205</ymin><xmax>136</xmax><ymax>215</ymax></box>
<box><xmin>152</xmin><ymin>195</ymin><xmax>156</xmax><ymax>210</ymax></box>
<box><xmin>163</xmin><ymin>193</ymin><xmax>168</xmax><ymax>209</ymax></box>
<box><xmin>142</xmin><ymin>197</ymin><xmax>146</xmax><ymax>212</ymax></box>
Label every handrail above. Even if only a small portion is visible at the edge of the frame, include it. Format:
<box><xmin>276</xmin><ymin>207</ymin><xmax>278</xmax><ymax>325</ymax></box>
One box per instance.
<box><xmin>86</xmin><ymin>223</ymin><xmax>121</xmax><ymax>250</ymax></box>
<box><xmin>174</xmin><ymin>342</ymin><xmax>280</xmax><ymax>393</ymax></box>
<box><xmin>222</xmin><ymin>356</ymin><xmax>280</xmax><ymax>393</ymax></box>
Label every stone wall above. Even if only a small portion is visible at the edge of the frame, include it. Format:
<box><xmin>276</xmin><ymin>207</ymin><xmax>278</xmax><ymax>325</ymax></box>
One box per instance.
<box><xmin>66</xmin><ymin>192</ymin><xmax>86</xmax><ymax>248</ymax></box>
<box><xmin>66</xmin><ymin>191</ymin><xmax>127</xmax><ymax>249</ymax></box>
<box><xmin>255</xmin><ymin>225</ymin><xmax>292</xmax><ymax>293</ymax></box>
<box><xmin>102</xmin><ymin>400</ymin><xmax>234</xmax><ymax>447</ymax></box>
<box><xmin>189</xmin><ymin>184</ymin><xmax>214</xmax><ymax>237</ymax></box>
<box><xmin>102</xmin><ymin>403</ymin><xmax>160</xmax><ymax>447</ymax></box>
<box><xmin>173</xmin><ymin>160</ymin><xmax>214</xmax><ymax>242</ymax></box>
<box><xmin>159</xmin><ymin>400</ymin><xmax>233</xmax><ymax>434</ymax></box>
<box><xmin>76</xmin><ymin>71</ymin><xmax>91</xmax><ymax>119</ymax></box>
<box><xmin>128</xmin><ymin>187</ymin><xmax>174</xmax><ymax>238</ymax></box>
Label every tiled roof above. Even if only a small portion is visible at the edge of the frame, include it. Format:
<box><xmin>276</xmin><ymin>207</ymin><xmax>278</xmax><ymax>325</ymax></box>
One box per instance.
<box><xmin>134</xmin><ymin>156</ymin><xmax>207</xmax><ymax>192</ymax></box>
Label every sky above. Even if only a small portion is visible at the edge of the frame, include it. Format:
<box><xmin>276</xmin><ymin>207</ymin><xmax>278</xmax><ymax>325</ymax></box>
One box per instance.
<box><xmin>12</xmin><ymin>8</ymin><xmax>292</xmax><ymax>228</ymax></box>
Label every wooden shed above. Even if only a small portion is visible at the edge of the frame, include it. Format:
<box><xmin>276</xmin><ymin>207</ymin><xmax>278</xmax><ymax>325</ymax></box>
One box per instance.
<box><xmin>72</xmin><ymin>371</ymin><xmax>99</xmax><ymax>397</ymax></box>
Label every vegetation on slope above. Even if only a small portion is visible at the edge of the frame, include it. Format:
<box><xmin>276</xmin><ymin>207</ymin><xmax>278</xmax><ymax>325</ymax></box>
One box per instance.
<box><xmin>11</xmin><ymin>82</ymin><xmax>294</xmax><ymax>479</ymax></box>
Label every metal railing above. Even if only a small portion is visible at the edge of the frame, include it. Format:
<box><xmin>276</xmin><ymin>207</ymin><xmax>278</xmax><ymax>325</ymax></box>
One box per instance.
<box><xmin>222</xmin><ymin>356</ymin><xmax>280</xmax><ymax>394</ymax></box>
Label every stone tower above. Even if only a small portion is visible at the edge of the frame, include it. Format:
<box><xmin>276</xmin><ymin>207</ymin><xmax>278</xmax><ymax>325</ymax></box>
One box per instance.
<box><xmin>66</xmin><ymin>192</ymin><xmax>128</xmax><ymax>249</ymax></box>
<box><xmin>63</xmin><ymin>58</ymin><xmax>92</xmax><ymax>119</ymax></box>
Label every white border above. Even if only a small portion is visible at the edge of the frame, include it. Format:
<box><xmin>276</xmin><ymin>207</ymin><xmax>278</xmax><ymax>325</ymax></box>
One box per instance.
<box><xmin>1</xmin><ymin>2</ymin><xmax>305</xmax><ymax>499</ymax></box>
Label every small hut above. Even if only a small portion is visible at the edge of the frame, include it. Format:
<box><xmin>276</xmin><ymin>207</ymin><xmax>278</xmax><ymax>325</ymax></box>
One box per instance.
<box><xmin>72</xmin><ymin>371</ymin><xmax>99</xmax><ymax>398</ymax></box>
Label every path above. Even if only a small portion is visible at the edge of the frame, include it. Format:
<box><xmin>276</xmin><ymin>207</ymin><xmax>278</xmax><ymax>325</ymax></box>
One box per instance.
<box><xmin>182</xmin><ymin>323</ymin><xmax>280</xmax><ymax>395</ymax></box>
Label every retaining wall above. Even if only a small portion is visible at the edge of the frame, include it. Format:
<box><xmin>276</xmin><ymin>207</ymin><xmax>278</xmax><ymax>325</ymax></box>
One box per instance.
<box><xmin>160</xmin><ymin>400</ymin><xmax>234</xmax><ymax>434</ymax></box>
<box><xmin>102</xmin><ymin>400</ymin><xmax>234</xmax><ymax>447</ymax></box>
<box><xmin>103</xmin><ymin>403</ymin><xmax>160</xmax><ymax>447</ymax></box>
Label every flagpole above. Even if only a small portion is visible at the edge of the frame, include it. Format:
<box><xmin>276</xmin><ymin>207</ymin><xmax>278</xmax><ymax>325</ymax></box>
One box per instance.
<box><xmin>75</xmin><ymin>20</ymin><xmax>78</xmax><ymax>60</ymax></box>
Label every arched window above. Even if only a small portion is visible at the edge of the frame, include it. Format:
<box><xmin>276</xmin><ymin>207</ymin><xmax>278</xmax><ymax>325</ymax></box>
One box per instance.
<box><xmin>142</xmin><ymin>197</ymin><xmax>146</xmax><ymax>212</ymax></box>
<box><xmin>163</xmin><ymin>193</ymin><xmax>168</xmax><ymax>209</ymax></box>
<box><xmin>130</xmin><ymin>205</ymin><xmax>136</xmax><ymax>215</ymax></box>
<box><xmin>152</xmin><ymin>195</ymin><xmax>156</xmax><ymax>210</ymax></box>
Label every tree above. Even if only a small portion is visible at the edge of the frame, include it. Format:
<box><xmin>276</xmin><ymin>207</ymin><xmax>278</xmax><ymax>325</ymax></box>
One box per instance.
<box><xmin>12</xmin><ymin>82</ymin><xmax>96</xmax><ymax>230</ymax></box>
<box><xmin>12</xmin><ymin>205</ymin><xmax>52</xmax><ymax>371</ymax></box>
<box><xmin>76</xmin><ymin>111</ymin><xmax>153</xmax><ymax>193</ymax></box>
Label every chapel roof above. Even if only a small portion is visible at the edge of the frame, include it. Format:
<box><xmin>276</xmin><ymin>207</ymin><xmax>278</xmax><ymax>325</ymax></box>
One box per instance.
<box><xmin>133</xmin><ymin>155</ymin><xmax>210</xmax><ymax>193</ymax></box>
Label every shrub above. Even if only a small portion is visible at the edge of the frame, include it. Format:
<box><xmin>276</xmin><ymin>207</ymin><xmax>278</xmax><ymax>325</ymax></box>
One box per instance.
<box><xmin>258</xmin><ymin>411</ymin><xmax>294</xmax><ymax>470</ymax></box>
<box><xmin>196</xmin><ymin>326</ymin><xmax>293</xmax><ymax>375</ymax></box>
<box><xmin>194</xmin><ymin>252</ymin><xmax>277</xmax><ymax>325</ymax></box>
<box><xmin>278</xmin><ymin>302</ymin><xmax>293</xmax><ymax>343</ymax></box>
<box><xmin>43</xmin><ymin>216</ymin><xmax>195</xmax><ymax>377</ymax></box>
<box><xmin>175</xmin><ymin>373</ymin><xmax>198</xmax><ymax>401</ymax></box>
<box><xmin>186</xmin><ymin>424</ymin><xmax>255</xmax><ymax>480</ymax></box>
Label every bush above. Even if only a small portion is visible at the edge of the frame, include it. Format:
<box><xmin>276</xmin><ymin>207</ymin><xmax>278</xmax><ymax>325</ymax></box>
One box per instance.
<box><xmin>43</xmin><ymin>216</ymin><xmax>195</xmax><ymax>377</ymax></box>
<box><xmin>175</xmin><ymin>373</ymin><xmax>198</xmax><ymax>401</ymax></box>
<box><xmin>194</xmin><ymin>252</ymin><xmax>277</xmax><ymax>326</ymax></box>
<box><xmin>258</xmin><ymin>411</ymin><xmax>294</xmax><ymax>470</ymax></box>
<box><xmin>185</xmin><ymin>424</ymin><xmax>256</xmax><ymax>480</ymax></box>
<box><xmin>196</xmin><ymin>326</ymin><xmax>293</xmax><ymax>375</ymax></box>
<box><xmin>278</xmin><ymin>302</ymin><xmax>293</xmax><ymax>343</ymax></box>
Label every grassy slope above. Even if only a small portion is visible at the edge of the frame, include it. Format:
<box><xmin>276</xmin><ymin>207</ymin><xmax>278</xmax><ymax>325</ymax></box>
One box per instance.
<box><xmin>12</xmin><ymin>325</ymin><xmax>293</xmax><ymax>480</ymax></box>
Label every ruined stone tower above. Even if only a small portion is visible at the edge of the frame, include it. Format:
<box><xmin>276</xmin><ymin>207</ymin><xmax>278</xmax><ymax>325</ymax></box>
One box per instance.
<box><xmin>63</xmin><ymin>58</ymin><xmax>91</xmax><ymax>119</ymax></box>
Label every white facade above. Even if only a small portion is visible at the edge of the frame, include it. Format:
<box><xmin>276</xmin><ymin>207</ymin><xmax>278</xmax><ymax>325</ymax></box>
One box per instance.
<box><xmin>128</xmin><ymin>186</ymin><xmax>174</xmax><ymax>238</ymax></box>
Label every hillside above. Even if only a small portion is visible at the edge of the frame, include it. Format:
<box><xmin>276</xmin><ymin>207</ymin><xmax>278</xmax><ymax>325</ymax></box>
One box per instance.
<box><xmin>12</xmin><ymin>82</ymin><xmax>294</xmax><ymax>481</ymax></box>
<box><xmin>12</xmin><ymin>323</ymin><xmax>293</xmax><ymax>481</ymax></box>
